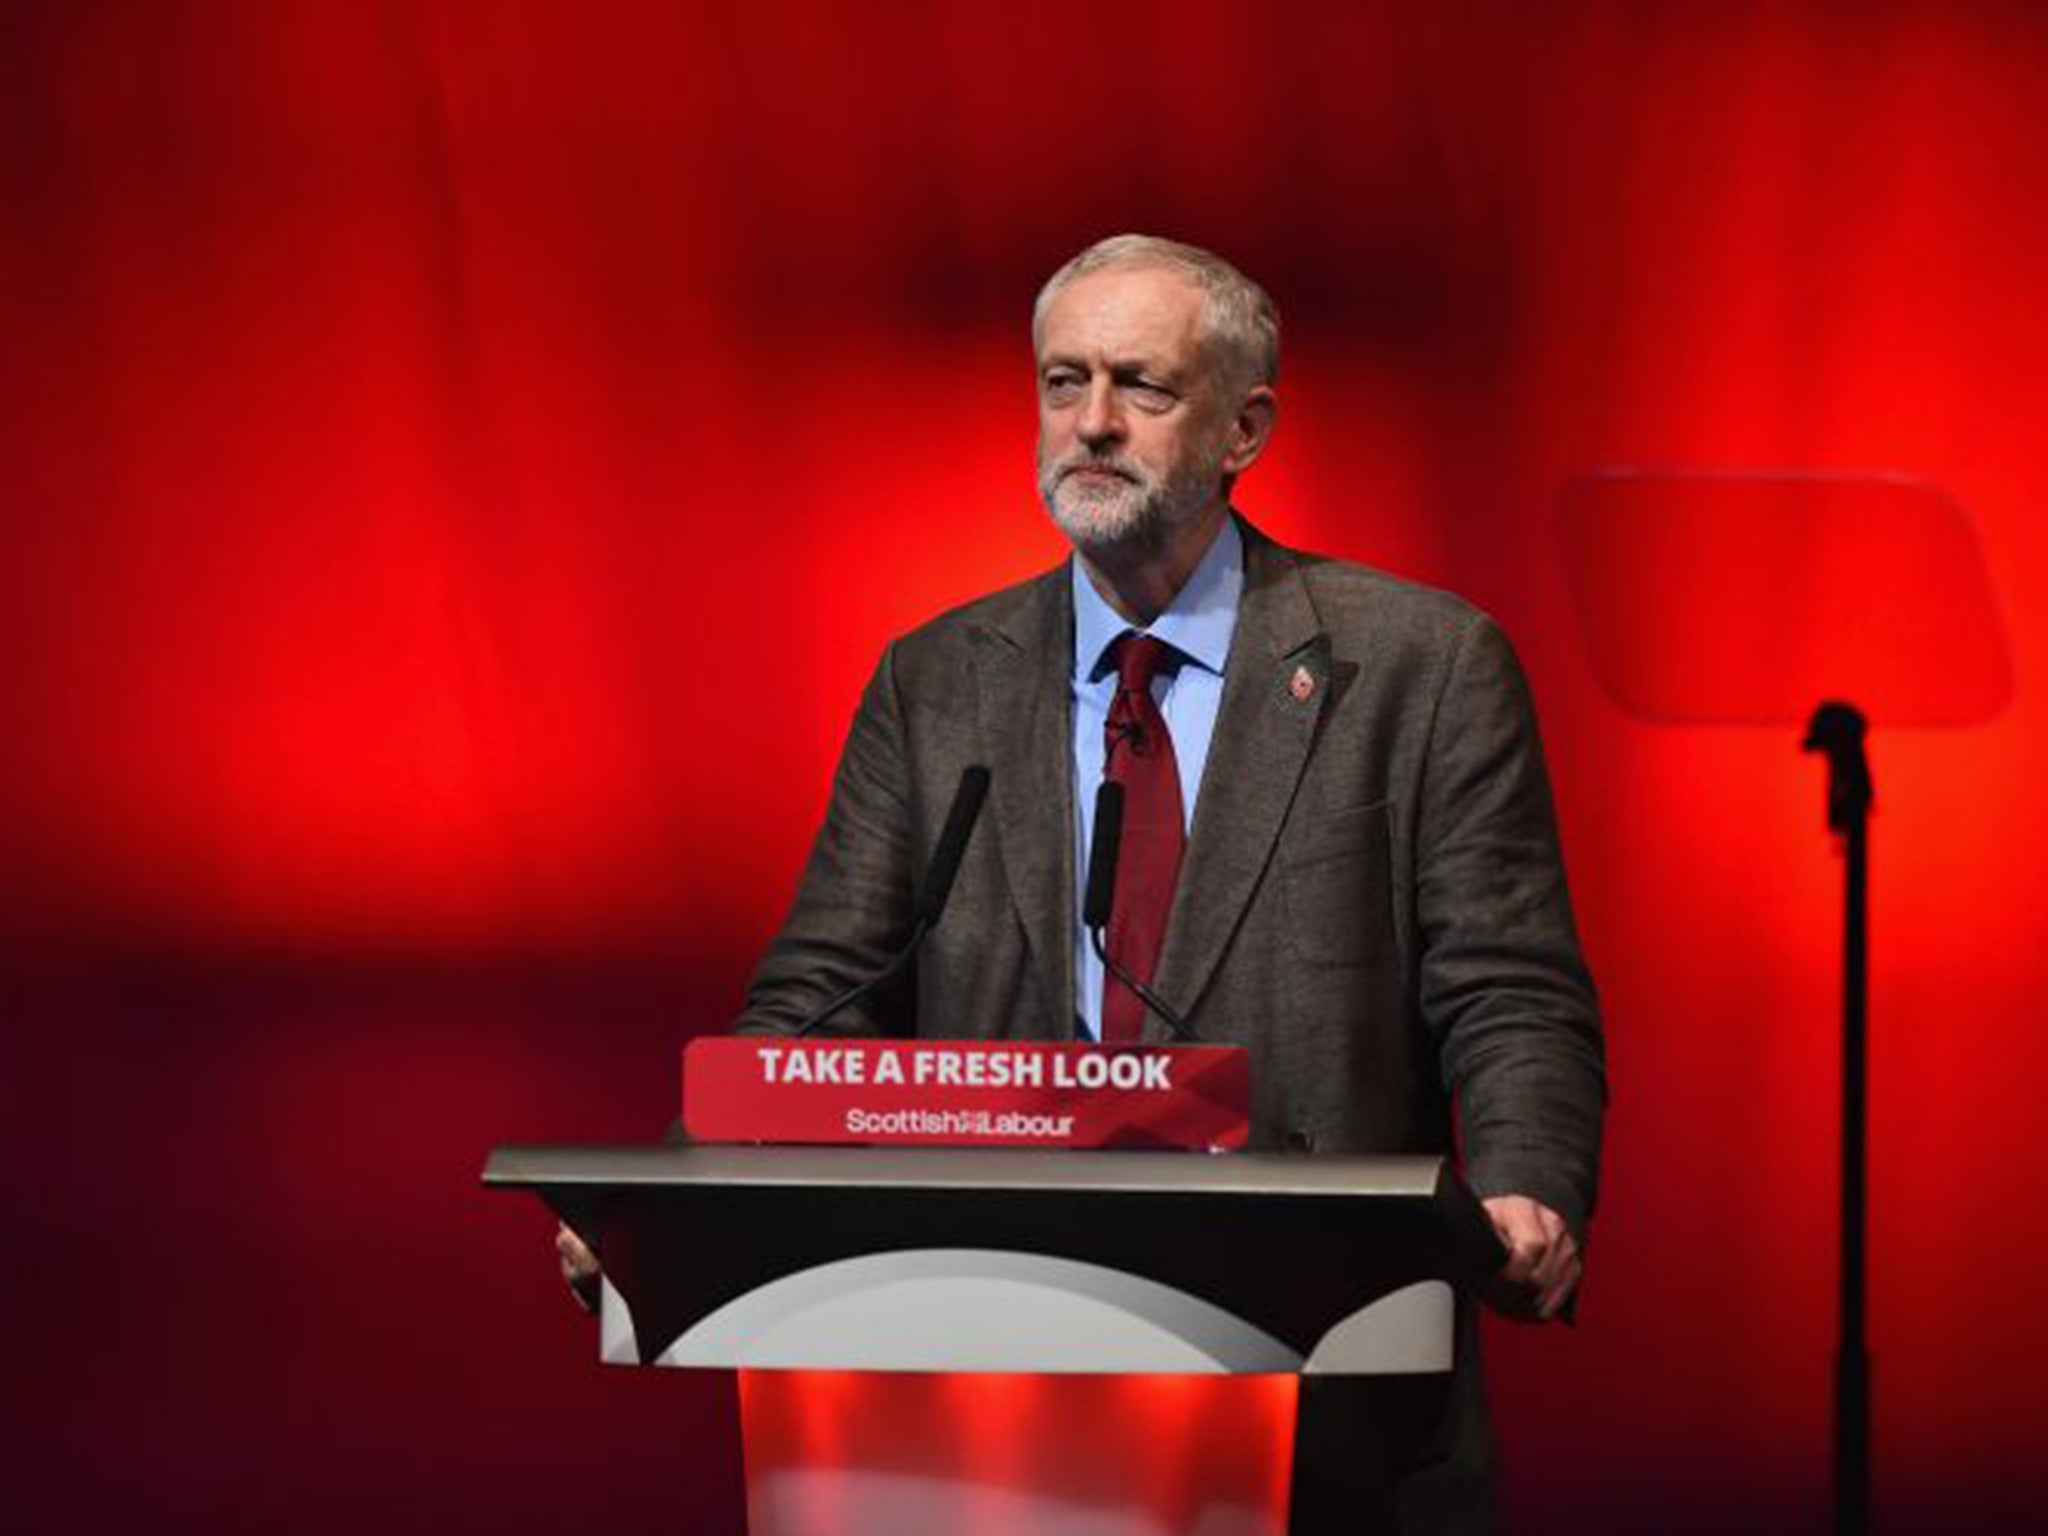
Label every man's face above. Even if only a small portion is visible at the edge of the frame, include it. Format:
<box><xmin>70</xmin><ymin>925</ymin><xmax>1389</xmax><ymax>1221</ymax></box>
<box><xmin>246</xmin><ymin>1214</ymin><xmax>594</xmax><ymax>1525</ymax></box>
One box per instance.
<box><xmin>1034</xmin><ymin>266</ymin><xmax>1237</xmax><ymax>554</ymax></box>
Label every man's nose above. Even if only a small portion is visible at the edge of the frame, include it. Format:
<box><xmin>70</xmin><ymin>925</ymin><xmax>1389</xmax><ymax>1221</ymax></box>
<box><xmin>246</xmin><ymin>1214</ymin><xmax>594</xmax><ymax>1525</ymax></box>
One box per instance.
<box><xmin>1077</xmin><ymin>379</ymin><xmax>1125</xmax><ymax>448</ymax></box>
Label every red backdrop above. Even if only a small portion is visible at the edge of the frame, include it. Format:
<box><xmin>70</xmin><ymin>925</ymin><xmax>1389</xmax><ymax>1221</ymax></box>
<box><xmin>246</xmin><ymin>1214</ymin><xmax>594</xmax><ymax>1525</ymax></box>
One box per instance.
<box><xmin>5</xmin><ymin>2</ymin><xmax>2044</xmax><ymax>1531</ymax></box>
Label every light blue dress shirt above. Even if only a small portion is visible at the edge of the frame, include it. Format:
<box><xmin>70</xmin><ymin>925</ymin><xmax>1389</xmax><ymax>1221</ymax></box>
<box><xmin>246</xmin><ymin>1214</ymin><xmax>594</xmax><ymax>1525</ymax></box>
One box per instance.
<box><xmin>1070</xmin><ymin>516</ymin><xmax>1244</xmax><ymax>1039</ymax></box>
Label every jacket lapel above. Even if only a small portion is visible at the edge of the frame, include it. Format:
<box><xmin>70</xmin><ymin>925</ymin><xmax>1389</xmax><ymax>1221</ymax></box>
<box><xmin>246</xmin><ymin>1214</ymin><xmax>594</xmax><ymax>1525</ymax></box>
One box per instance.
<box><xmin>1150</xmin><ymin>521</ymin><xmax>1328</xmax><ymax>1035</ymax></box>
<box><xmin>970</xmin><ymin>569</ymin><xmax>1077</xmax><ymax>1039</ymax></box>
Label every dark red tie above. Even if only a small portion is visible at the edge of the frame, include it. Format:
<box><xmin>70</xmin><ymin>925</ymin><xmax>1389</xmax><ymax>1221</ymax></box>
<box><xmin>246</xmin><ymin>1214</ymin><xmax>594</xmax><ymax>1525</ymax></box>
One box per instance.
<box><xmin>1102</xmin><ymin>633</ymin><xmax>1185</xmax><ymax>1042</ymax></box>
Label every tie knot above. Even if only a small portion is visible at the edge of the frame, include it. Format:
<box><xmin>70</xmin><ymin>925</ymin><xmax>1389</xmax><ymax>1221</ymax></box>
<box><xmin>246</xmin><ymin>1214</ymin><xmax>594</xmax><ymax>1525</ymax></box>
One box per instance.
<box><xmin>1115</xmin><ymin>632</ymin><xmax>1175</xmax><ymax>694</ymax></box>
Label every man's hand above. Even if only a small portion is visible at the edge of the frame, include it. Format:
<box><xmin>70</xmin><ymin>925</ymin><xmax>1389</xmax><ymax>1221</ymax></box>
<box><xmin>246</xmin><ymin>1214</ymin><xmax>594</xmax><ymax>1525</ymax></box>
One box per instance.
<box><xmin>556</xmin><ymin>1222</ymin><xmax>603</xmax><ymax>1314</ymax></box>
<box><xmin>1481</xmin><ymin>1194</ymin><xmax>1581</xmax><ymax>1322</ymax></box>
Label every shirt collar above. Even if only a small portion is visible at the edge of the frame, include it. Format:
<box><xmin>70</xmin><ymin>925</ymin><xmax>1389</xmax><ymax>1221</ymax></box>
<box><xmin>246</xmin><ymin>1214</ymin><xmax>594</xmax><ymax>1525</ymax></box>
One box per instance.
<box><xmin>1071</xmin><ymin>515</ymin><xmax>1244</xmax><ymax>683</ymax></box>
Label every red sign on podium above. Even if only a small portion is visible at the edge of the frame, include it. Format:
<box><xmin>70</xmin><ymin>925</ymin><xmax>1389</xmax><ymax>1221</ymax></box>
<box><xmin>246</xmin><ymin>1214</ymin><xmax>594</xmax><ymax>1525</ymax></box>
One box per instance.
<box><xmin>682</xmin><ymin>1037</ymin><xmax>1250</xmax><ymax>1151</ymax></box>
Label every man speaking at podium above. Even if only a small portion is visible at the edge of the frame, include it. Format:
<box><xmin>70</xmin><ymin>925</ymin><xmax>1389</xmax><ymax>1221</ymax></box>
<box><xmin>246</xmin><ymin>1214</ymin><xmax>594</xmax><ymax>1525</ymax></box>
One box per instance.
<box><xmin>568</xmin><ymin>235</ymin><xmax>1605</xmax><ymax>1534</ymax></box>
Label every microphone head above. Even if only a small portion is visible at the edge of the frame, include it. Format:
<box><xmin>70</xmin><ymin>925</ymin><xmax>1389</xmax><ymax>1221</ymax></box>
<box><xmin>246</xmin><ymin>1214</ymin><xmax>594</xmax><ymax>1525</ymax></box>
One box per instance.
<box><xmin>912</xmin><ymin>765</ymin><xmax>992</xmax><ymax>925</ymax></box>
<box><xmin>1083</xmin><ymin>780</ymin><xmax>1125</xmax><ymax>931</ymax></box>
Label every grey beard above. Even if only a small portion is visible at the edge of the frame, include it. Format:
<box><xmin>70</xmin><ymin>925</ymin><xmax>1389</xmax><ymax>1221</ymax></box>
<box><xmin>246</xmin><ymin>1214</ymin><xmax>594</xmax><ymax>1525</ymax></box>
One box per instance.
<box><xmin>1037</xmin><ymin>448</ymin><xmax>1223</xmax><ymax>556</ymax></box>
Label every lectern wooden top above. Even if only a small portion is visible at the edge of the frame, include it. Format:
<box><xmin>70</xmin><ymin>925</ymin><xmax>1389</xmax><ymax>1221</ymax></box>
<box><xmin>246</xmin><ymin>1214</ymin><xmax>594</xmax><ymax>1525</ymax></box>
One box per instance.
<box><xmin>483</xmin><ymin>1142</ymin><xmax>1449</xmax><ymax>1200</ymax></box>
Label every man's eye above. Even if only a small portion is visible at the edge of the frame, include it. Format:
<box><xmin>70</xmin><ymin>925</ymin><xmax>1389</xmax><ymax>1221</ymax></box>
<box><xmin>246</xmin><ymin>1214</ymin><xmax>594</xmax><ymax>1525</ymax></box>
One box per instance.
<box><xmin>1042</xmin><ymin>374</ymin><xmax>1082</xmax><ymax>401</ymax></box>
<box><xmin>1129</xmin><ymin>382</ymin><xmax>1176</xmax><ymax>411</ymax></box>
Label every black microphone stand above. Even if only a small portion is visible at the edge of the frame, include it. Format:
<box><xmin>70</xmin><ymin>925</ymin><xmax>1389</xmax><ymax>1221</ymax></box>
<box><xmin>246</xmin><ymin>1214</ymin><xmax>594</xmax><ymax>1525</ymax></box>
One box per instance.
<box><xmin>792</xmin><ymin>766</ymin><xmax>990</xmax><ymax>1038</ymax></box>
<box><xmin>1802</xmin><ymin>701</ymin><xmax>1872</xmax><ymax>1536</ymax></box>
<box><xmin>1083</xmin><ymin>779</ymin><xmax>1193</xmax><ymax>1043</ymax></box>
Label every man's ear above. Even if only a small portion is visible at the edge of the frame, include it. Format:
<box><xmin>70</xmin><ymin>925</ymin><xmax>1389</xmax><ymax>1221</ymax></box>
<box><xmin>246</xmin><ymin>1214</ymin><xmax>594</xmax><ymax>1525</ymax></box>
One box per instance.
<box><xmin>1221</xmin><ymin>386</ymin><xmax>1279</xmax><ymax>477</ymax></box>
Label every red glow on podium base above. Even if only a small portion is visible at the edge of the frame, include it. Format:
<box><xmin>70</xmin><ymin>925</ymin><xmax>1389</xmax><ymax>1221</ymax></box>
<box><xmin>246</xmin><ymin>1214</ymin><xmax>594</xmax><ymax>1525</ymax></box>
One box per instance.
<box><xmin>737</xmin><ymin>1370</ymin><xmax>1299</xmax><ymax>1536</ymax></box>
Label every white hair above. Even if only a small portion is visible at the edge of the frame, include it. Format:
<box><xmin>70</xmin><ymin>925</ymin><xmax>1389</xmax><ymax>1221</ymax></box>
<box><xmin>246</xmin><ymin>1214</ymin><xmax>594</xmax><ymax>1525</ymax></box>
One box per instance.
<box><xmin>1032</xmin><ymin>234</ymin><xmax>1281</xmax><ymax>397</ymax></box>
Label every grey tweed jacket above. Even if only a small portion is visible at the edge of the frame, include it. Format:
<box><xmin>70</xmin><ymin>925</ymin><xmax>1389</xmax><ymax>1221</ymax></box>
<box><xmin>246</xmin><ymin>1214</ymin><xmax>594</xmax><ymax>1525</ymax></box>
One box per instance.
<box><xmin>737</xmin><ymin>515</ymin><xmax>1605</xmax><ymax>1234</ymax></box>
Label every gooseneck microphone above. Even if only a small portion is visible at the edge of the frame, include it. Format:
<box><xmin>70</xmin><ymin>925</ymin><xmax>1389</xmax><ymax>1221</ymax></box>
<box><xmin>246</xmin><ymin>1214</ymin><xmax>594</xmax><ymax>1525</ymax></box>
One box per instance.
<box><xmin>914</xmin><ymin>764</ymin><xmax>993</xmax><ymax>925</ymax></box>
<box><xmin>794</xmin><ymin>765</ymin><xmax>991</xmax><ymax>1037</ymax></box>
<box><xmin>1082</xmin><ymin>780</ymin><xmax>1125</xmax><ymax>932</ymax></box>
<box><xmin>1084</xmin><ymin>779</ymin><xmax>1192</xmax><ymax>1041</ymax></box>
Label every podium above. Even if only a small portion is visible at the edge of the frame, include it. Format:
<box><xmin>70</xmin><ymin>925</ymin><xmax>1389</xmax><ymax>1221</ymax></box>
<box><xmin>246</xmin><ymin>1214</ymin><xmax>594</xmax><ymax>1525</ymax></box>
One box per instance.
<box><xmin>486</xmin><ymin>1142</ymin><xmax>1503</xmax><ymax>1535</ymax></box>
